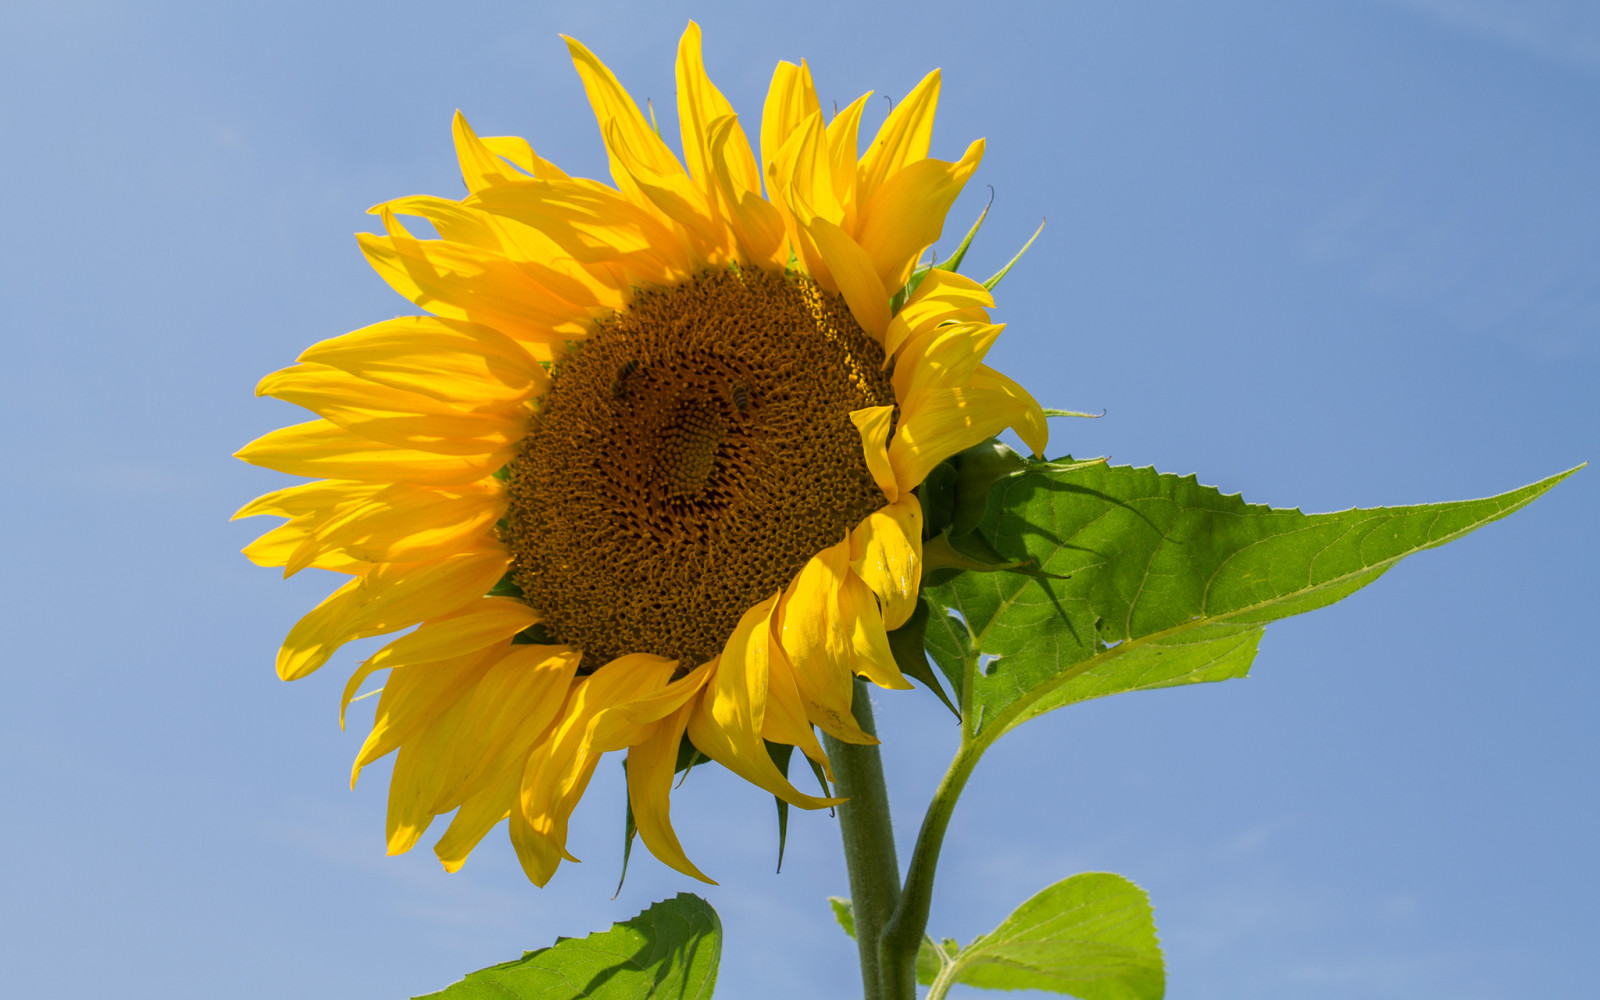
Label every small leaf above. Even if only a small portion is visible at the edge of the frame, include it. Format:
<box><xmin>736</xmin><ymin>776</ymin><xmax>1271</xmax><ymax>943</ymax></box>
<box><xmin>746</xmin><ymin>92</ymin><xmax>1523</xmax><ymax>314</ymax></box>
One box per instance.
<box><xmin>829</xmin><ymin>896</ymin><xmax>857</xmax><ymax>939</ymax></box>
<box><xmin>941</xmin><ymin>873</ymin><xmax>1163</xmax><ymax>999</ymax></box>
<box><xmin>414</xmin><ymin>893</ymin><xmax>721</xmax><ymax>1000</ymax></box>
<box><xmin>926</xmin><ymin>462</ymin><xmax>1580</xmax><ymax>740</ymax></box>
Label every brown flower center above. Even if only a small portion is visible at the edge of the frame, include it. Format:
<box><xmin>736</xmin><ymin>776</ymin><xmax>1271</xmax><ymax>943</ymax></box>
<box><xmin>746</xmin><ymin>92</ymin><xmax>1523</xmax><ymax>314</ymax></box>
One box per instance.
<box><xmin>503</xmin><ymin>267</ymin><xmax>894</xmax><ymax>669</ymax></box>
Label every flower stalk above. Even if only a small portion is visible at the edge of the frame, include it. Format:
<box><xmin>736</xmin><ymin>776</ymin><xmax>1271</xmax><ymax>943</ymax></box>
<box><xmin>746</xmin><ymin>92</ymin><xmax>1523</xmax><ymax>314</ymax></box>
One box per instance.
<box><xmin>824</xmin><ymin>680</ymin><xmax>911</xmax><ymax>1000</ymax></box>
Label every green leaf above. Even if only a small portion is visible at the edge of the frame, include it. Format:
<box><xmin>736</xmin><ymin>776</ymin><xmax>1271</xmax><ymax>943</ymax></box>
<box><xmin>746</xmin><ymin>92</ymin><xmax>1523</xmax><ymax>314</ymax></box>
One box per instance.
<box><xmin>936</xmin><ymin>873</ymin><xmax>1163</xmax><ymax>1000</ymax></box>
<box><xmin>414</xmin><ymin>894</ymin><xmax>720</xmax><ymax>1000</ymax></box>
<box><xmin>925</xmin><ymin>461</ymin><xmax>1579</xmax><ymax>740</ymax></box>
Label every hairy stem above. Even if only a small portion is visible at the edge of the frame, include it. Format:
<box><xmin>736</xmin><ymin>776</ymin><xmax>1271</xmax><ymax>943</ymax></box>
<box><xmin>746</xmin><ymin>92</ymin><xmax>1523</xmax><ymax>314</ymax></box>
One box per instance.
<box><xmin>824</xmin><ymin>680</ymin><xmax>908</xmax><ymax>1000</ymax></box>
<box><xmin>879</xmin><ymin>734</ymin><xmax>986</xmax><ymax>994</ymax></box>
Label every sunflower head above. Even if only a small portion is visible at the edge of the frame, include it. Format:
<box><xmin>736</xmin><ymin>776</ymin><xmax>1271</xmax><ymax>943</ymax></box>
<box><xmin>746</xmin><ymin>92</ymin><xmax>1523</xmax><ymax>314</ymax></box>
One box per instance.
<box><xmin>235</xmin><ymin>22</ymin><xmax>1045</xmax><ymax>888</ymax></box>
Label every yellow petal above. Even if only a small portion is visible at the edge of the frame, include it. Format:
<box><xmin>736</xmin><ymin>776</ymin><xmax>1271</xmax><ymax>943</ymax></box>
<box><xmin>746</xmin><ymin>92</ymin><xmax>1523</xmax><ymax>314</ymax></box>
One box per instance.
<box><xmin>888</xmin><ymin>377</ymin><xmax>1046</xmax><ymax>491</ymax></box>
<box><xmin>707</xmin><ymin>115</ymin><xmax>787</xmax><ymax>266</ymax></box>
<box><xmin>517</xmin><ymin>655</ymin><xmax>681</xmax><ymax>880</ymax></box>
<box><xmin>256</xmin><ymin>364</ymin><xmax>525</xmax><ymax>459</ymax></box>
<box><xmin>434</xmin><ymin>762</ymin><xmax>517</xmax><ymax>872</ymax></box>
<box><xmin>850</xmin><ymin>405</ymin><xmax>899</xmax><ymax>503</ymax></box>
<box><xmin>760</xmin><ymin>60</ymin><xmax>821</xmax><ymax>197</ymax></box>
<box><xmin>969</xmin><ymin>365</ymin><xmax>1048</xmax><ymax>457</ymax></box>
<box><xmin>240</xmin><ymin>516</ymin><xmax>371</xmax><ymax>576</ymax></box>
<box><xmin>233</xmin><ymin>479</ymin><xmax>384</xmax><ymax>520</ymax></box>
<box><xmin>297</xmin><ymin>315</ymin><xmax>548</xmax><ymax>413</ymax></box>
<box><xmin>884</xmin><ymin>269</ymin><xmax>994</xmax><ymax>357</ymax></box>
<box><xmin>468</xmin><ymin>179</ymin><xmax>692</xmax><ymax>286</ymax></box>
<box><xmin>675</xmin><ymin>21</ymin><xmax>758</xmax><ymax>198</ymax></box>
<box><xmin>826</xmin><ymin>93</ymin><xmax>871</xmax><ymax>231</ymax></box>
<box><xmin>891</xmin><ymin>321</ymin><xmax>1004</xmax><ymax>402</ymax></box>
<box><xmin>838</xmin><ymin>567</ymin><xmax>910</xmax><ymax>691</ymax></box>
<box><xmin>626</xmin><ymin>701</ymin><xmax>715</xmax><ymax>883</ymax></box>
<box><xmin>758</xmin><ymin>641</ymin><xmax>832</xmax><ymax>777</ymax></box>
<box><xmin>856</xmin><ymin>139</ymin><xmax>984</xmax><ymax>292</ymax></box>
<box><xmin>452</xmin><ymin>111</ymin><xmax>569</xmax><ymax>193</ymax></box>
<box><xmin>687</xmin><ymin>686</ymin><xmax>843</xmax><ymax>810</ymax></box>
<box><xmin>340</xmin><ymin>596</ymin><xmax>539</xmax><ymax>724</ymax></box>
<box><xmin>359</xmin><ymin>209</ymin><xmax>587</xmax><ymax>347</ymax></box>
<box><xmin>601</xmin><ymin>120</ymin><xmax>724</xmax><ymax>264</ymax></box>
<box><xmin>236</xmin><ymin>419</ymin><xmax>503</xmax><ymax>486</ymax></box>
<box><xmin>276</xmin><ymin>545</ymin><xmax>510</xmax><ymax>681</ymax></box>
<box><xmin>857</xmin><ymin>68</ymin><xmax>940</xmax><ymax>206</ymax></box>
<box><xmin>849</xmin><ymin>496</ymin><xmax>924</xmax><ymax>631</ymax></box>
<box><xmin>385</xmin><ymin>643</ymin><xmax>582</xmax><ymax>852</ymax></box>
<box><xmin>295</xmin><ymin>482</ymin><xmax>502</xmax><ymax>576</ymax></box>
<box><xmin>777</xmin><ymin>540</ymin><xmax>877</xmax><ymax>744</ymax></box>
<box><xmin>689</xmin><ymin>597</ymin><xmax>842</xmax><ymax>809</ymax></box>
<box><xmin>799</xmin><ymin>213</ymin><xmax>892</xmax><ymax>339</ymax></box>
<box><xmin>563</xmin><ymin>34</ymin><xmax>687</xmax><ymax>207</ymax></box>
<box><xmin>351</xmin><ymin>643</ymin><xmax>500</xmax><ymax>780</ymax></box>
<box><xmin>772</xmin><ymin>111</ymin><xmax>842</xmax><ymax>227</ymax></box>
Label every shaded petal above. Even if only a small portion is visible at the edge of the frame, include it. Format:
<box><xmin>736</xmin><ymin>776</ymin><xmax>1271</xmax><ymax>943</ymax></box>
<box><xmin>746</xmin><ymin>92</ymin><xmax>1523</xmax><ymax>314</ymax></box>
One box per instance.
<box><xmin>800</xmin><ymin>212</ymin><xmax>892</xmax><ymax>339</ymax></box>
<box><xmin>850</xmin><ymin>405</ymin><xmax>899</xmax><ymax>503</ymax></box>
<box><xmin>689</xmin><ymin>597</ymin><xmax>842</xmax><ymax>808</ymax></box>
<box><xmin>777</xmin><ymin>540</ymin><xmax>889</xmax><ymax>743</ymax></box>
<box><xmin>849</xmin><ymin>496</ymin><xmax>924</xmax><ymax>631</ymax></box>
<box><xmin>626</xmin><ymin>701</ymin><xmax>715</xmax><ymax>883</ymax></box>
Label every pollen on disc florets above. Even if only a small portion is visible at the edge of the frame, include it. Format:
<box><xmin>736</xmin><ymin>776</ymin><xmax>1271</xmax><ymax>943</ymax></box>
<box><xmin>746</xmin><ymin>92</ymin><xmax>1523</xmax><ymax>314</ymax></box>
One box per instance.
<box><xmin>503</xmin><ymin>266</ymin><xmax>895</xmax><ymax>670</ymax></box>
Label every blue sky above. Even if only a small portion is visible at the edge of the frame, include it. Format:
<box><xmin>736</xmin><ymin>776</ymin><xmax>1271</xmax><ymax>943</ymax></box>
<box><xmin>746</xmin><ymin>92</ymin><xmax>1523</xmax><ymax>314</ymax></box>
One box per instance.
<box><xmin>1</xmin><ymin>1</ymin><xmax>1594</xmax><ymax>997</ymax></box>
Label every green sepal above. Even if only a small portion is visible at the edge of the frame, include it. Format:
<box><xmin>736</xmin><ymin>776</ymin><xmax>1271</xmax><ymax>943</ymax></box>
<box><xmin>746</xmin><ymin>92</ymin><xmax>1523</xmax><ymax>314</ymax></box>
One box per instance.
<box><xmin>983</xmin><ymin>218</ymin><xmax>1045</xmax><ymax>291</ymax></box>
<box><xmin>511</xmin><ymin>622</ymin><xmax>556</xmax><ymax>645</ymax></box>
<box><xmin>886</xmin><ymin>599</ymin><xmax>960</xmax><ymax>719</ymax></box>
<box><xmin>487</xmin><ymin>572</ymin><xmax>524</xmax><ymax>599</ymax></box>
<box><xmin>766</xmin><ymin>741</ymin><xmax>795</xmax><ymax>873</ymax></box>
<box><xmin>916</xmin><ymin>461</ymin><xmax>959</xmax><ymax>540</ymax></box>
<box><xmin>949</xmin><ymin>440</ymin><xmax>1029</xmax><ymax>537</ymax></box>
<box><xmin>922</xmin><ymin>529</ymin><xmax>1030</xmax><ymax>580</ymax></box>
<box><xmin>615</xmin><ymin>764</ymin><xmax>638</xmax><ymax>900</ymax></box>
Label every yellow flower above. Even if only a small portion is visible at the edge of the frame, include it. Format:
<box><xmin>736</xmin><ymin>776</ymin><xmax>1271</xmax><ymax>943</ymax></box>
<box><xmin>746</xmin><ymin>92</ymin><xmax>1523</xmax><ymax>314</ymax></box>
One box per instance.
<box><xmin>234</xmin><ymin>23</ymin><xmax>1046</xmax><ymax>887</ymax></box>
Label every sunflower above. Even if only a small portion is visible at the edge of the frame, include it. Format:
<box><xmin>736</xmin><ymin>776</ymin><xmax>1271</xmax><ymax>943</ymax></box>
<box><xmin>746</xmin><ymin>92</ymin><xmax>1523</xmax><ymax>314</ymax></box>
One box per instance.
<box><xmin>235</xmin><ymin>23</ymin><xmax>1046</xmax><ymax>887</ymax></box>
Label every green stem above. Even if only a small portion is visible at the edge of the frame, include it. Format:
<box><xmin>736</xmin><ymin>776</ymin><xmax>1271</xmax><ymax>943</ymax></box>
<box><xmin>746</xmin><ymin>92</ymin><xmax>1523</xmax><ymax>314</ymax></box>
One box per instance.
<box><xmin>824</xmin><ymin>680</ymin><xmax>908</xmax><ymax>1000</ymax></box>
<box><xmin>879</xmin><ymin>737</ymin><xmax>984</xmax><ymax>994</ymax></box>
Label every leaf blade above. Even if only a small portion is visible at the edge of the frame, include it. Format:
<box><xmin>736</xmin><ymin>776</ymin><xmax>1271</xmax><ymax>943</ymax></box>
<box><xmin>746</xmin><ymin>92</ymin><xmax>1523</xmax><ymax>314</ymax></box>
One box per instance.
<box><xmin>950</xmin><ymin>872</ymin><xmax>1163</xmax><ymax>1000</ymax></box>
<box><xmin>926</xmin><ymin>462</ymin><xmax>1579</xmax><ymax>739</ymax></box>
<box><xmin>414</xmin><ymin>893</ymin><xmax>721</xmax><ymax>1000</ymax></box>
